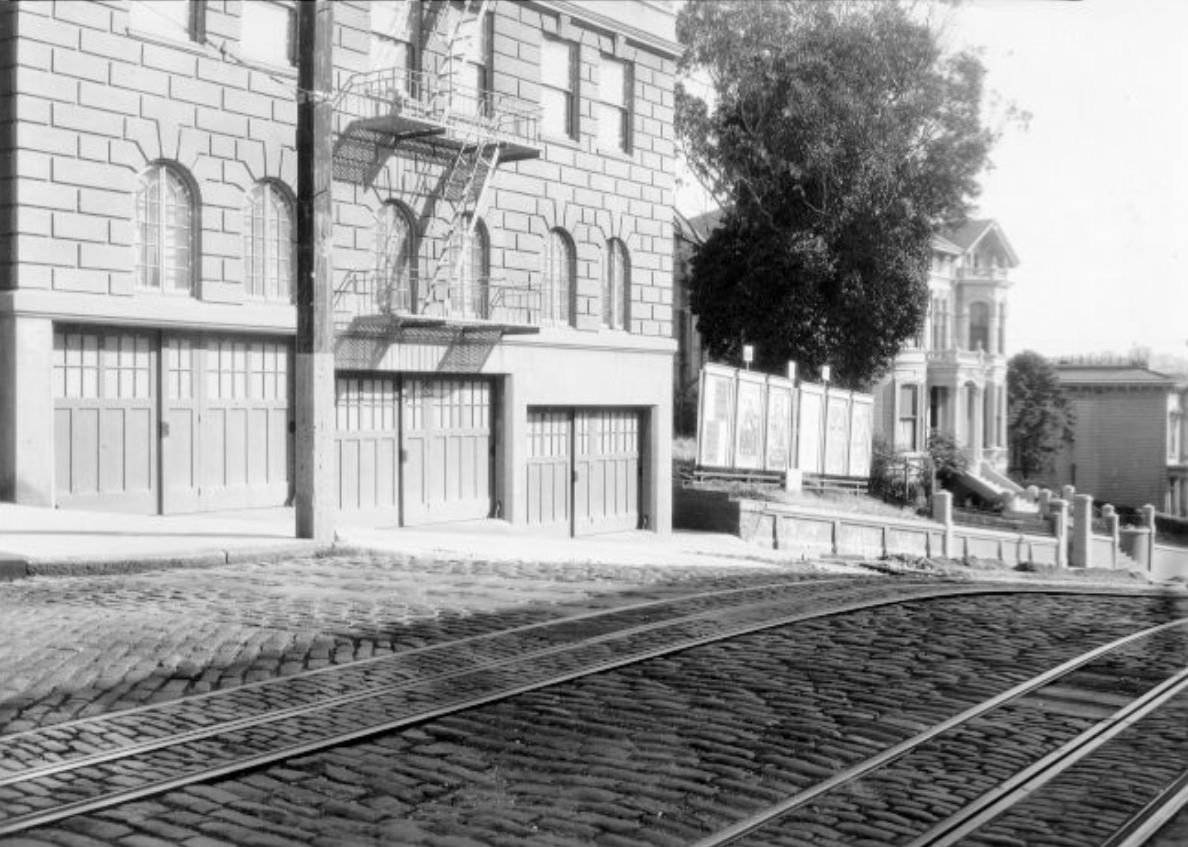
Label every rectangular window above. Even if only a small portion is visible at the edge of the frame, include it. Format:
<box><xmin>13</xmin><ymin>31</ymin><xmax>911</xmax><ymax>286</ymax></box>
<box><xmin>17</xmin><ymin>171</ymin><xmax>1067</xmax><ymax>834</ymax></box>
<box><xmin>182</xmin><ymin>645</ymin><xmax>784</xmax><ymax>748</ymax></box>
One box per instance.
<box><xmin>898</xmin><ymin>385</ymin><xmax>918</xmax><ymax>451</ymax></box>
<box><xmin>597</xmin><ymin>56</ymin><xmax>632</xmax><ymax>153</ymax></box>
<box><xmin>130</xmin><ymin>0</ymin><xmax>203</xmax><ymax>42</ymax></box>
<box><xmin>541</xmin><ymin>38</ymin><xmax>577</xmax><ymax>140</ymax></box>
<box><xmin>370</xmin><ymin>0</ymin><xmax>418</xmax><ymax>94</ymax></box>
<box><xmin>241</xmin><ymin>1</ymin><xmax>296</xmax><ymax>68</ymax></box>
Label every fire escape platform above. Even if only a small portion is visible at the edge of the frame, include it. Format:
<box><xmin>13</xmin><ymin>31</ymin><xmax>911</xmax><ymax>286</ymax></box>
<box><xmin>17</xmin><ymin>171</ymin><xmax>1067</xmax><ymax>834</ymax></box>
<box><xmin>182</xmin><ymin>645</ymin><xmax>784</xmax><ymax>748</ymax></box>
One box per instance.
<box><xmin>341</xmin><ymin>113</ymin><xmax>541</xmax><ymax>164</ymax></box>
<box><xmin>338</xmin><ymin>313</ymin><xmax>540</xmax><ymax>338</ymax></box>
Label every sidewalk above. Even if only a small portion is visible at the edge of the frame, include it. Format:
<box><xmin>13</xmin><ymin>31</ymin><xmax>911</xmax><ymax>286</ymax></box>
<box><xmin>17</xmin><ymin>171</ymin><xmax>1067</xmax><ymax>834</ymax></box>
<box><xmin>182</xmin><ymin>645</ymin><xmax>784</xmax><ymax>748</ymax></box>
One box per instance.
<box><xmin>0</xmin><ymin>504</ymin><xmax>836</xmax><ymax>577</ymax></box>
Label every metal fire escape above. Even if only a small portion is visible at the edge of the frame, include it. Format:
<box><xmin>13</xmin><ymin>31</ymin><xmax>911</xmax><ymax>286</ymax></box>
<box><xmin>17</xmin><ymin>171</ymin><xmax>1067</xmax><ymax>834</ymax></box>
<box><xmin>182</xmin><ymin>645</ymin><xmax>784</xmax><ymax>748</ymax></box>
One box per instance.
<box><xmin>332</xmin><ymin>0</ymin><xmax>541</xmax><ymax>341</ymax></box>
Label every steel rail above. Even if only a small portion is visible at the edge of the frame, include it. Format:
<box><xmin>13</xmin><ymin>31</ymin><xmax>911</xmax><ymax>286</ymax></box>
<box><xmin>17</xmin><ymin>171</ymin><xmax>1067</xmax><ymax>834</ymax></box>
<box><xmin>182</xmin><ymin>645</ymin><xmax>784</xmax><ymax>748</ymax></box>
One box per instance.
<box><xmin>0</xmin><ymin>582</ymin><xmax>1108</xmax><ymax>836</ymax></box>
<box><xmin>910</xmin><ymin>664</ymin><xmax>1188</xmax><ymax>846</ymax></box>
<box><xmin>0</xmin><ymin>576</ymin><xmax>848</xmax><ymax>748</ymax></box>
<box><xmin>1105</xmin><ymin>769</ymin><xmax>1188</xmax><ymax>847</ymax></box>
<box><xmin>691</xmin><ymin>616</ymin><xmax>1188</xmax><ymax>847</ymax></box>
<box><xmin>0</xmin><ymin>579</ymin><xmax>859</xmax><ymax>787</ymax></box>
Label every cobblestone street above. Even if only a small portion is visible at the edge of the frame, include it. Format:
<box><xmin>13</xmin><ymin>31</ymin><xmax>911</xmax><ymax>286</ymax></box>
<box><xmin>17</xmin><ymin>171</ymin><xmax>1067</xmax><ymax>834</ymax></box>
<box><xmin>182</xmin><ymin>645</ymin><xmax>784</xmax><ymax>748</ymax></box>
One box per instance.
<box><xmin>5</xmin><ymin>587</ymin><xmax>1184</xmax><ymax>847</ymax></box>
<box><xmin>2</xmin><ymin>549</ymin><xmax>1184</xmax><ymax>846</ymax></box>
<box><xmin>0</xmin><ymin>551</ymin><xmax>814</xmax><ymax>734</ymax></box>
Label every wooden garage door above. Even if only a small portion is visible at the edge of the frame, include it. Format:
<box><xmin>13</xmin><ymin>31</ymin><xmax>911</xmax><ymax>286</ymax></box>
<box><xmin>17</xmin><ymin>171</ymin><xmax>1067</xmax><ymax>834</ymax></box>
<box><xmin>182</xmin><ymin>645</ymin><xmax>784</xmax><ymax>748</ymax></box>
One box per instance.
<box><xmin>53</xmin><ymin>329</ymin><xmax>157</xmax><ymax>514</ymax></box>
<box><xmin>335</xmin><ymin>376</ymin><xmax>400</xmax><ymax>519</ymax></box>
<box><xmin>199</xmin><ymin>338</ymin><xmax>291</xmax><ymax>509</ymax></box>
<box><xmin>525</xmin><ymin>409</ymin><xmax>571</xmax><ymax>531</ymax></box>
<box><xmin>574</xmin><ymin>409</ymin><xmax>640</xmax><ymax>535</ymax></box>
<box><xmin>161</xmin><ymin>335</ymin><xmax>292</xmax><ymax>513</ymax></box>
<box><xmin>402</xmin><ymin>377</ymin><xmax>493</xmax><ymax>525</ymax></box>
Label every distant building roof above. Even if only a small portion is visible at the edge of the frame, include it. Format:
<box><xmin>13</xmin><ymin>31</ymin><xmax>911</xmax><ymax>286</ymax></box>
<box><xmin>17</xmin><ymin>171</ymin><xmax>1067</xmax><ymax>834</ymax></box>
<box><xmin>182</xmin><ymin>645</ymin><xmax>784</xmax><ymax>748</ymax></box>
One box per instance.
<box><xmin>1054</xmin><ymin>364</ymin><xmax>1177</xmax><ymax>388</ymax></box>
<box><xmin>931</xmin><ymin>233</ymin><xmax>963</xmax><ymax>255</ymax></box>
<box><xmin>683</xmin><ymin>207</ymin><xmax>726</xmax><ymax>243</ymax></box>
<box><xmin>942</xmin><ymin>219</ymin><xmax>1019</xmax><ymax>266</ymax></box>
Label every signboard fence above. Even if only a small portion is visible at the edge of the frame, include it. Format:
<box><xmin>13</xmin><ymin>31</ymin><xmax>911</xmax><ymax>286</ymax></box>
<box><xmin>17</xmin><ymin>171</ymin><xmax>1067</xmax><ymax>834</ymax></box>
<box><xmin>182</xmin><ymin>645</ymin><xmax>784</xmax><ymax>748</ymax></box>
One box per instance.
<box><xmin>695</xmin><ymin>362</ymin><xmax>873</xmax><ymax>480</ymax></box>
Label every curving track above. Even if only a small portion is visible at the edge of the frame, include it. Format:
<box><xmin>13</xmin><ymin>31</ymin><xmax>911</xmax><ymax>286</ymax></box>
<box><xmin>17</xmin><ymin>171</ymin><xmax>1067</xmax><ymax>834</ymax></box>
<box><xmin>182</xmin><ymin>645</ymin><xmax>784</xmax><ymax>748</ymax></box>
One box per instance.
<box><xmin>696</xmin><ymin>615</ymin><xmax>1188</xmax><ymax>847</ymax></box>
<box><xmin>1</xmin><ymin>578</ymin><xmax>1183</xmax><ymax>845</ymax></box>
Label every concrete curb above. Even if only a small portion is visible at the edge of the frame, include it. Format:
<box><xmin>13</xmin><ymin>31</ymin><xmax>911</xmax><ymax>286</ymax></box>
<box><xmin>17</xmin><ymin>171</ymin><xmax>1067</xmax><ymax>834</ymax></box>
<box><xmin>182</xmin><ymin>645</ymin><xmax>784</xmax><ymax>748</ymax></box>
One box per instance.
<box><xmin>23</xmin><ymin>542</ymin><xmax>330</xmax><ymax>579</ymax></box>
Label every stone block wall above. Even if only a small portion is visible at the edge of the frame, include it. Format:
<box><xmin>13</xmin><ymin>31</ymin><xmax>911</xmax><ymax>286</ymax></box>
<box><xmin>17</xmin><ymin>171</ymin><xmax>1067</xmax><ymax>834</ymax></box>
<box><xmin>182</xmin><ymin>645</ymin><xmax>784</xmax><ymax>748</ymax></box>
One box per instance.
<box><xmin>3</xmin><ymin>0</ymin><xmax>675</xmax><ymax>340</ymax></box>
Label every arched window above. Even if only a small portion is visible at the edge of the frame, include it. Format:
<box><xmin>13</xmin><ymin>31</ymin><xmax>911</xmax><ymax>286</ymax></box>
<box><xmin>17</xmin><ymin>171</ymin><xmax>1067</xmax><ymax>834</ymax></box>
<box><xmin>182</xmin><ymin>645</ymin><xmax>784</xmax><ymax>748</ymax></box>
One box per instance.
<box><xmin>375</xmin><ymin>201</ymin><xmax>416</xmax><ymax>313</ymax></box>
<box><xmin>135</xmin><ymin>163</ymin><xmax>196</xmax><ymax>293</ymax></box>
<box><xmin>244</xmin><ymin>181</ymin><xmax>295</xmax><ymax>301</ymax></box>
<box><xmin>604</xmin><ymin>238</ymin><xmax>630</xmax><ymax>330</ymax></box>
<box><xmin>450</xmin><ymin>214</ymin><xmax>489</xmax><ymax>317</ymax></box>
<box><xmin>969</xmin><ymin>301</ymin><xmax>990</xmax><ymax>352</ymax></box>
<box><xmin>542</xmin><ymin>228</ymin><xmax>575</xmax><ymax>326</ymax></box>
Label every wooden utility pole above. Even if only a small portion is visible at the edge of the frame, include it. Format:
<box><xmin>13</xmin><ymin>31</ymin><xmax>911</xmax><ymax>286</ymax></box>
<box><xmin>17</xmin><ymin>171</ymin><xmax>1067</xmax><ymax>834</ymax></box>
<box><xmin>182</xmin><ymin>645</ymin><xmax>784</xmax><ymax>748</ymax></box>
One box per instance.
<box><xmin>295</xmin><ymin>0</ymin><xmax>335</xmax><ymax>542</ymax></box>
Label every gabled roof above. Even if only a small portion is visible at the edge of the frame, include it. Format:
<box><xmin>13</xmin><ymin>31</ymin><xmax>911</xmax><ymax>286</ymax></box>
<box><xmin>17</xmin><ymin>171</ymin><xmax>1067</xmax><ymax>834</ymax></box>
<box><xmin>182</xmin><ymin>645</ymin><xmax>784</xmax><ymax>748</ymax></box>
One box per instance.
<box><xmin>931</xmin><ymin>233</ymin><xmax>963</xmax><ymax>255</ymax></box>
<box><xmin>684</xmin><ymin>207</ymin><xmax>726</xmax><ymax>243</ymax></box>
<box><xmin>942</xmin><ymin>219</ymin><xmax>1019</xmax><ymax>266</ymax></box>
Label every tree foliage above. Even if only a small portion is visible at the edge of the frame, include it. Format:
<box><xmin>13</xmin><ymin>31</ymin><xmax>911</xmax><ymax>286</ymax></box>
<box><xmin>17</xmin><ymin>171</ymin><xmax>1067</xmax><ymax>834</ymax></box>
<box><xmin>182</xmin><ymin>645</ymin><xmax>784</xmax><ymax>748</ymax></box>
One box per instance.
<box><xmin>677</xmin><ymin>0</ymin><xmax>997</xmax><ymax>385</ymax></box>
<box><xmin>1007</xmin><ymin>351</ymin><xmax>1075</xmax><ymax>479</ymax></box>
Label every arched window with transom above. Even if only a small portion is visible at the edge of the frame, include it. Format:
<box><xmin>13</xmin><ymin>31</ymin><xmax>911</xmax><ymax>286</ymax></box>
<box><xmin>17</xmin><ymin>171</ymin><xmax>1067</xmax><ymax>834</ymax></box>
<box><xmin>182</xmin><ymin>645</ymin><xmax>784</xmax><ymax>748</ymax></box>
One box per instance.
<box><xmin>542</xmin><ymin>228</ymin><xmax>575</xmax><ymax>326</ymax></box>
<box><xmin>603</xmin><ymin>238</ymin><xmax>630</xmax><ymax>330</ymax></box>
<box><xmin>135</xmin><ymin>163</ymin><xmax>197</xmax><ymax>294</ymax></box>
<box><xmin>243</xmin><ymin>181</ymin><xmax>295</xmax><ymax>301</ymax></box>
<box><xmin>375</xmin><ymin>201</ymin><xmax>416</xmax><ymax>313</ymax></box>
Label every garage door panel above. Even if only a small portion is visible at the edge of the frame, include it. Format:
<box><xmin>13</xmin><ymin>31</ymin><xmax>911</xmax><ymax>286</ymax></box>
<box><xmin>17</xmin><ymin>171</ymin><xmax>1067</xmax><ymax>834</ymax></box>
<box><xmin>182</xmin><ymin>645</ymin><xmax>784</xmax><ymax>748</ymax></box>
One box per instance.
<box><xmin>247</xmin><ymin>408</ymin><xmax>269</xmax><ymax>484</ymax></box>
<box><xmin>54</xmin><ymin>408</ymin><xmax>73</xmax><ymax>494</ymax></box>
<box><xmin>336</xmin><ymin>377</ymin><xmax>401</xmax><ymax>518</ymax></box>
<box><xmin>402</xmin><ymin>378</ymin><xmax>492</xmax><ymax>525</ymax></box>
<box><xmin>72</xmin><ymin>408</ymin><xmax>100</xmax><ymax>495</ymax></box>
<box><xmin>53</xmin><ymin>328</ymin><xmax>157</xmax><ymax>514</ymax></box>
<box><xmin>225</xmin><ymin>407</ymin><xmax>249</xmax><ymax>488</ymax></box>
<box><xmin>122</xmin><ymin>406</ymin><xmax>153</xmax><ymax>493</ymax></box>
<box><xmin>574</xmin><ymin>409</ymin><xmax>640</xmax><ymax>536</ymax></box>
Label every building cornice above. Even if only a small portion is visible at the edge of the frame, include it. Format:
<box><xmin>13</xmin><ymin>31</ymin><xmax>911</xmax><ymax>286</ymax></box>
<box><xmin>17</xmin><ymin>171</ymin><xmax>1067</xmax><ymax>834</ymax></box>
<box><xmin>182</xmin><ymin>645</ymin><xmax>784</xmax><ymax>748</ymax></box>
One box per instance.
<box><xmin>529</xmin><ymin>1</ymin><xmax>682</xmax><ymax>59</ymax></box>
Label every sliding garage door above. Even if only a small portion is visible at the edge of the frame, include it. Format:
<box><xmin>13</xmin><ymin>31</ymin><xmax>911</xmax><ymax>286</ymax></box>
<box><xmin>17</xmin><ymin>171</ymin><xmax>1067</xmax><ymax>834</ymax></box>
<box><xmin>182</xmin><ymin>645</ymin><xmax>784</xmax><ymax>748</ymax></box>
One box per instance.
<box><xmin>53</xmin><ymin>329</ymin><xmax>157</xmax><ymax>513</ymax></box>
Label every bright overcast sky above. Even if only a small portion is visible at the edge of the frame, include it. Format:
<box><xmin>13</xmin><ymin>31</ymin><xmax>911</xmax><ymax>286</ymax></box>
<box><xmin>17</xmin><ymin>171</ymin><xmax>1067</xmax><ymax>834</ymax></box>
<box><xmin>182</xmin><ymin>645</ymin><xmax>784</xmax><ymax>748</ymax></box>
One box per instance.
<box><xmin>674</xmin><ymin>0</ymin><xmax>1188</xmax><ymax>360</ymax></box>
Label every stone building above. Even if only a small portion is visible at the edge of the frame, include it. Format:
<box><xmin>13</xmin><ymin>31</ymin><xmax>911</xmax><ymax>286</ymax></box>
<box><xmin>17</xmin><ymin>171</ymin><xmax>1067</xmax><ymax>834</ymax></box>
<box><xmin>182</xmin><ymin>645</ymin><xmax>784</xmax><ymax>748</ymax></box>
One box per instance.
<box><xmin>0</xmin><ymin>0</ymin><xmax>678</xmax><ymax>534</ymax></box>
<box><xmin>872</xmin><ymin>219</ymin><xmax>1017</xmax><ymax>477</ymax></box>
<box><xmin>1050</xmin><ymin>361</ymin><xmax>1188</xmax><ymax>516</ymax></box>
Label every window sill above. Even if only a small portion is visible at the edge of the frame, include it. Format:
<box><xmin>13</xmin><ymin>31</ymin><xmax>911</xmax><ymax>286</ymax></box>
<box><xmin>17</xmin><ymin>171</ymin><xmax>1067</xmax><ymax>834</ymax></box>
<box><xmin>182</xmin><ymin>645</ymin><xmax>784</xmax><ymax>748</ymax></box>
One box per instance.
<box><xmin>238</xmin><ymin>56</ymin><xmax>298</xmax><ymax>79</ymax></box>
<box><xmin>539</xmin><ymin>131</ymin><xmax>582</xmax><ymax>151</ymax></box>
<box><xmin>126</xmin><ymin>25</ymin><xmax>210</xmax><ymax>55</ymax></box>
<box><xmin>596</xmin><ymin>144</ymin><xmax>635</xmax><ymax>163</ymax></box>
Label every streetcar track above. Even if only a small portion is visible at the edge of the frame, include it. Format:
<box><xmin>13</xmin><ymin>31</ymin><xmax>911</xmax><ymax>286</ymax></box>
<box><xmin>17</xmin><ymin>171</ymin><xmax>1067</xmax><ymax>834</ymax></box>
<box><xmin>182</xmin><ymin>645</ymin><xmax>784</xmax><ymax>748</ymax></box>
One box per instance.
<box><xmin>692</xmin><ymin>616</ymin><xmax>1188</xmax><ymax>847</ymax></box>
<box><xmin>0</xmin><ymin>581</ymin><xmax>1139</xmax><ymax>835</ymax></box>
<box><xmin>910</xmin><ymin>664</ymin><xmax>1188</xmax><ymax>846</ymax></box>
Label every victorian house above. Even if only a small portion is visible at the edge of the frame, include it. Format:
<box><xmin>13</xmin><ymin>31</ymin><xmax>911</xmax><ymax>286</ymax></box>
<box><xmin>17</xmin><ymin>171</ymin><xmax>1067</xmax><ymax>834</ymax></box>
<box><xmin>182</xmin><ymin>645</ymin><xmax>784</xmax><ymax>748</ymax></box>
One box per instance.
<box><xmin>872</xmin><ymin>219</ymin><xmax>1017</xmax><ymax>479</ymax></box>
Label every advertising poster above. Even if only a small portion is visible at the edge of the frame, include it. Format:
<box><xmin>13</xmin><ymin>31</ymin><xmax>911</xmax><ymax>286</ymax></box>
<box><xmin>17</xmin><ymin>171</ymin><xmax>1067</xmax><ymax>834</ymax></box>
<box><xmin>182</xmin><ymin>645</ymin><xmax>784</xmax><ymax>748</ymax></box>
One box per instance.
<box><xmin>733</xmin><ymin>376</ymin><xmax>766</xmax><ymax>470</ymax></box>
<box><xmin>697</xmin><ymin>368</ymin><xmax>735</xmax><ymax>468</ymax></box>
<box><xmin>797</xmin><ymin>388</ymin><xmax>823</xmax><ymax>474</ymax></box>
<box><xmin>764</xmin><ymin>384</ymin><xmax>793</xmax><ymax>472</ymax></box>
<box><xmin>848</xmin><ymin>399</ymin><xmax>874</xmax><ymax>477</ymax></box>
<box><xmin>824</xmin><ymin>393</ymin><xmax>850</xmax><ymax>475</ymax></box>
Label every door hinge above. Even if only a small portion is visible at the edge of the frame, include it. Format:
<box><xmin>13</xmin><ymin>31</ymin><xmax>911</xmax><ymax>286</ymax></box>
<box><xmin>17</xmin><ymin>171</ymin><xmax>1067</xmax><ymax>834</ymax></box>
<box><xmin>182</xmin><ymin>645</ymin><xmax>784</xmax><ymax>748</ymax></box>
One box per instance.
<box><xmin>160</xmin><ymin>420</ymin><xmax>171</xmax><ymax>438</ymax></box>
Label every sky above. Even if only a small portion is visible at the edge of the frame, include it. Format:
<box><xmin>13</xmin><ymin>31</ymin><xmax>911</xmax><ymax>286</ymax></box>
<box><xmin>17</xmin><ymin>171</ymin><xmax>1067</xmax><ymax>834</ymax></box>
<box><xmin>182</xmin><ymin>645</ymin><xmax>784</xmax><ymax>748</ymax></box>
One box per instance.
<box><xmin>674</xmin><ymin>0</ymin><xmax>1188</xmax><ymax>362</ymax></box>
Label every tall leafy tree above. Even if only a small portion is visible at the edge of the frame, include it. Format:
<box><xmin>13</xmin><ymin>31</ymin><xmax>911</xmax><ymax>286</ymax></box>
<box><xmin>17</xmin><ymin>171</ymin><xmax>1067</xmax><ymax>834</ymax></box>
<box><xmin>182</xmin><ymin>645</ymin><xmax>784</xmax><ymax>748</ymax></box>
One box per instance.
<box><xmin>1007</xmin><ymin>351</ymin><xmax>1075</xmax><ymax>480</ymax></box>
<box><xmin>678</xmin><ymin>1</ymin><xmax>997</xmax><ymax>385</ymax></box>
